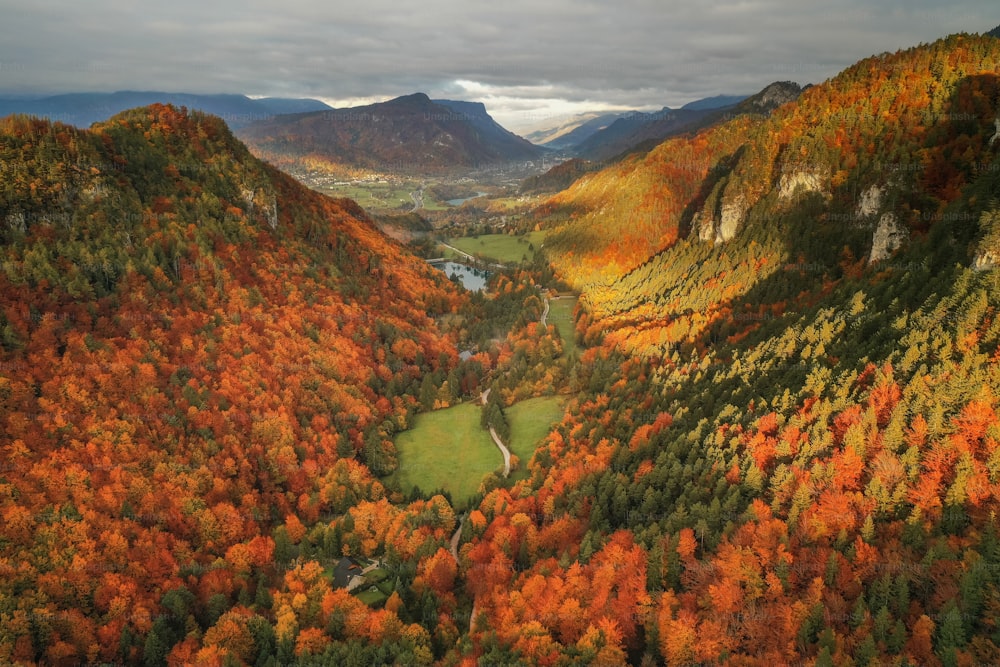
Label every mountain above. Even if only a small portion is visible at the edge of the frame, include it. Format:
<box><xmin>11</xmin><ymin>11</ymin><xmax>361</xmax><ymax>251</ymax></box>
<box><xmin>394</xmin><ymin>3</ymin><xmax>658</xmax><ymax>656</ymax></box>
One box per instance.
<box><xmin>484</xmin><ymin>33</ymin><xmax>1000</xmax><ymax>664</ymax></box>
<box><xmin>988</xmin><ymin>24</ymin><xmax>1000</xmax><ymax>37</ymax></box>
<box><xmin>521</xmin><ymin>88</ymin><xmax>780</xmax><ymax>192</ymax></box>
<box><xmin>530</xmin><ymin>111</ymin><xmax>642</xmax><ymax>150</ymax></box>
<box><xmin>732</xmin><ymin>80</ymin><xmax>804</xmax><ymax>114</ymax></box>
<box><xmin>431</xmin><ymin>98</ymin><xmax>542</xmax><ymax>158</ymax></box>
<box><xmin>237</xmin><ymin>92</ymin><xmax>543</xmax><ymax>174</ymax></box>
<box><xmin>569</xmin><ymin>83</ymin><xmax>799</xmax><ymax>161</ymax></box>
<box><xmin>519</xmin><ymin>157</ymin><xmax>599</xmax><ymax>194</ymax></box>
<box><xmin>680</xmin><ymin>93</ymin><xmax>749</xmax><ymax>110</ymax></box>
<box><xmin>523</xmin><ymin>111</ymin><xmax>626</xmax><ymax>148</ymax></box>
<box><xmin>0</xmin><ymin>104</ymin><xmax>470</xmax><ymax>664</ymax></box>
<box><xmin>566</xmin><ymin>107</ymin><xmax>714</xmax><ymax>160</ymax></box>
<box><xmin>8</xmin><ymin>30</ymin><xmax>1000</xmax><ymax>667</ymax></box>
<box><xmin>527</xmin><ymin>95</ymin><xmax>749</xmax><ymax>152</ymax></box>
<box><xmin>0</xmin><ymin>90</ymin><xmax>332</xmax><ymax>128</ymax></box>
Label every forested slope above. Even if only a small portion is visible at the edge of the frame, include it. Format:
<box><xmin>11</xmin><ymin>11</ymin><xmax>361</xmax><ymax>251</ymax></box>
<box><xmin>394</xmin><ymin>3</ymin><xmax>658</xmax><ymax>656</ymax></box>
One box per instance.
<box><xmin>456</xmin><ymin>33</ymin><xmax>1000</xmax><ymax>665</ymax></box>
<box><xmin>0</xmin><ymin>105</ymin><xmax>468</xmax><ymax>665</ymax></box>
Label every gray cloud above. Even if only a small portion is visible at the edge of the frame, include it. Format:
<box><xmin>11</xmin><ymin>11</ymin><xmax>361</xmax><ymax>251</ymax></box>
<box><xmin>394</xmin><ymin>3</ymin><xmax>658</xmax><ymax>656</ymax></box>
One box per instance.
<box><xmin>0</xmin><ymin>0</ymin><xmax>994</xmax><ymax>131</ymax></box>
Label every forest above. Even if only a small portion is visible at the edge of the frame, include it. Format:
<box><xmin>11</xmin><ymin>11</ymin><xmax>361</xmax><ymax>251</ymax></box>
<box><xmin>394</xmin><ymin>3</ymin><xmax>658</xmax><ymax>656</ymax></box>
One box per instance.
<box><xmin>3</xmin><ymin>31</ymin><xmax>1000</xmax><ymax>667</ymax></box>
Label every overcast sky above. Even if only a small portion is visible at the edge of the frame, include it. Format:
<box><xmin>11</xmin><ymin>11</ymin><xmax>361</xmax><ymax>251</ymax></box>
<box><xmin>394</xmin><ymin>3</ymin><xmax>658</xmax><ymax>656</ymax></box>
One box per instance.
<box><xmin>0</xmin><ymin>0</ymin><xmax>995</xmax><ymax>132</ymax></box>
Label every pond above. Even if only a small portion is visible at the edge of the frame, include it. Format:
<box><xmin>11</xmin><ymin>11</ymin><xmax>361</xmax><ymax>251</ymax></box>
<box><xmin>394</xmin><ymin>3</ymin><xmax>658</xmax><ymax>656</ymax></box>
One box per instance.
<box><xmin>432</xmin><ymin>261</ymin><xmax>490</xmax><ymax>291</ymax></box>
<box><xmin>445</xmin><ymin>192</ymin><xmax>486</xmax><ymax>206</ymax></box>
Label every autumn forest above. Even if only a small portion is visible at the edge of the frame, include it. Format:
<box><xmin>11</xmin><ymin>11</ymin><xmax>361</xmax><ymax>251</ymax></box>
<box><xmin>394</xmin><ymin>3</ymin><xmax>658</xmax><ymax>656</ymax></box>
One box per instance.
<box><xmin>3</xmin><ymin>29</ymin><xmax>1000</xmax><ymax>667</ymax></box>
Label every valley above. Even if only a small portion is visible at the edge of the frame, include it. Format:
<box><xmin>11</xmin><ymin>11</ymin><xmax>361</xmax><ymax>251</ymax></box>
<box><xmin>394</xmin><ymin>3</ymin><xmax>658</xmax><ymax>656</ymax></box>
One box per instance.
<box><xmin>3</xmin><ymin>24</ymin><xmax>1000</xmax><ymax>667</ymax></box>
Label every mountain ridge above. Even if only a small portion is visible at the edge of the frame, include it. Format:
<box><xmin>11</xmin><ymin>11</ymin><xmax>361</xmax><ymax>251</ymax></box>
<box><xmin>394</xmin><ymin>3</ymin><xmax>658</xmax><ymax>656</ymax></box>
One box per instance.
<box><xmin>526</xmin><ymin>94</ymin><xmax>748</xmax><ymax>151</ymax></box>
<box><xmin>569</xmin><ymin>82</ymin><xmax>800</xmax><ymax>161</ymax></box>
<box><xmin>475</xmin><ymin>32</ymin><xmax>1000</xmax><ymax>665</ymax></box>
<box><xmin>7</xmin><ymin>27</ymin><xmax>1000</xmax><ymax>667</ymax></box>
<box><xmin>0</xmin><ymin>102</ymin><xmax>474</xmax><ymax>664</ymax></box>
<box><xmin>0</xmin><ymin>90</ymin><xmax>332</xmax><ymax>128</ymax></box>
<box><xmin>236</xmin><ymin>93</ymin><xmax>543</xmax><ymax>175</ymax></box>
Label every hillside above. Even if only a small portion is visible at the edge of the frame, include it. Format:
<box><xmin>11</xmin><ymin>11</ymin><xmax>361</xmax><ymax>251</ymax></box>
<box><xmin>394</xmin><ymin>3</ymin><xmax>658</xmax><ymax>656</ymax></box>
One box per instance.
<box><xmin>7</xmin><ymin>30</ymin><xmax>1000</xmax><ymax>667</ymax></box>
<box><xmin>568</xmin><ymin>82</ymin><xmax>800</xmax><ymax>163</ymax></box>
<box><xmin>528</xmin><ymin>95</ymin><xmax>748</xmax><ymax>152</ymax></box>
<box><xmin>523</xmin><ymin>111</ymin><xmax>627</xmax><ymax>149</ymax></box>
<box><xmin>569</xmin><ymin>106</ymin><xmax>721</xmax><ymax>161</ymax></box>
<box><xmin>237</xmin><ymin>93</ymin><xmax>543</xmax><ymax>175</ymax></box>
<box><xmin>462</xmin><ymin>33</ymin><xmax>1000</xmax><ymax>664</ymax></box>
<box><xmin>519</xmin><ymin>157</ymin><xmax>600</xmax><ymax>194</ymax></box>
<box><xmin>680</xmin><ymin>93</ymin><xmax>749</xmax><ymax>111</ymax></box>
<box><xmin>0</xmin><ymin>91</ymin><xmax>332</xmax><ymax>128</ymax></box>
<box><xmin>0</xmin><ymin>105</ymin><xmax>471</xmax><ymax>665</ymax></box>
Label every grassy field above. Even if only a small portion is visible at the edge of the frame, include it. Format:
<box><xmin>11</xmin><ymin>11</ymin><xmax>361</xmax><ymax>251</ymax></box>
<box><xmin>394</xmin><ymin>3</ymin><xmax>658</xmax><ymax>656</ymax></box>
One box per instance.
<box><xmin>445</xmin><ymin>231</ymin><xmax>548</xmax><ymax>264</ymax></box>
<box><xmin>506</xmin><ymin>396</ymin><xmax>566</xmax><ymax>482</ymax></box>
<box><xmin>321</xmin><ymin>182</ymin><xmax>414</xmax><ymax>209</ymax></box>
<box><xmin>355</xmin><ymin>588</ymin><xmax>388</xmax><ymax>606</ymax></box>
<box><xmin>387</xmin><ymin>403</ymin><xmax>502</xmax><ymax>508</ymax></box>
<box><xmin>547</xmin><ymin>297</ymin><xmax>579</xmax><ymax>355</ymax></box>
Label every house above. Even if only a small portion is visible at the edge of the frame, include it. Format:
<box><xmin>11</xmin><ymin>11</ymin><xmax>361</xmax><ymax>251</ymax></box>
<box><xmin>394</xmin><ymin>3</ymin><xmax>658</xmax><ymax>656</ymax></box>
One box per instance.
<box><xmin>332</xmin><ymin>557</ymin><xmax>365</xmax><ymax>590</ymax></box>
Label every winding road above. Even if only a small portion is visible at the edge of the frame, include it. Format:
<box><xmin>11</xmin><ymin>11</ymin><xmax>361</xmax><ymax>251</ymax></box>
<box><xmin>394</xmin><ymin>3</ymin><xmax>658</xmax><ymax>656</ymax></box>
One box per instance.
<box><xmin>450</xmin><ymin>295</ymin><xmax>554</xmax><ymax>635</ymax></box>
<box><xmin>449</xmin><ymin>514</ymin><xmax>465</xmax><ymax>562</ymax></box>
<box><xmin>480</xmin><ymin>387</ymin><xmax>511</xmax><ymax>478</ymax></box>
<box><xmin>410</xmin><ymin>188</ymin><xmax>424</xmax><ymax>211</ymax></box>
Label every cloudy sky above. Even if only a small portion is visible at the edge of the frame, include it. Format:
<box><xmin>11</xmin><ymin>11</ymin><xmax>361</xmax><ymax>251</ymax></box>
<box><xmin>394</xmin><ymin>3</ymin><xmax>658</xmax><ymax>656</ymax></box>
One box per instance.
<box><xmin>0</xmin><ymin>0</ymin><xmax>995</xmax><ymax>132</ymax></box>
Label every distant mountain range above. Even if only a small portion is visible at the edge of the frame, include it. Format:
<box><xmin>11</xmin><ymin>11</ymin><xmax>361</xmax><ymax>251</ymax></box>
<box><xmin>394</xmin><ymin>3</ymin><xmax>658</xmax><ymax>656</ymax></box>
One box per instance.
<box><xmin>678</xmin><ymin>93</ymin><xmax>748</xmax><ymax>111</ymax></box>
<box><xmin>0</xmin><ymin>91</ymin><xmax>332</xmax><ymax>128</ymax></box>
<box><xmin>523</xmin><ymin>112</ymin><xmax>630</xmax><ymax>149</ymax></box>
<box><xmin>567</xmin><ymin>86</ymin><xmax>800</xmax><ymax>161</ymax></box>
<box><xmin>569</xmin><ymin>106</ymin><xmax>725</xmax><ymax>160</ymax></box>
<box><xmin>523</xmin><ymin>82</ymin><xmax>802</xmax><ymax>193</ymax></box>
<box><xmin>236</xmin><ymin>92</ymin><xmax>543</xmax><ymax>174</ymax></box>
<box><xmin>525</xmin><ymin>94</ymin><xmax>748</xmax><ymax>156</ymax></box>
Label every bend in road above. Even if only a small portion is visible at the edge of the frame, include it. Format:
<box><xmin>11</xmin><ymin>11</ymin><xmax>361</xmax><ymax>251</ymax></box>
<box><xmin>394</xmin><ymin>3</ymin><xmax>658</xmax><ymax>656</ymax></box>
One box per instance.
<box><xmin>449</xmin><ymin>514</ymin><xmax>465</xmax><ymax>562</ymax></box>
<box><xmin>479</xmin><ymin>388</ymin><xmax>511</xmax><ymax>478</ymax></box>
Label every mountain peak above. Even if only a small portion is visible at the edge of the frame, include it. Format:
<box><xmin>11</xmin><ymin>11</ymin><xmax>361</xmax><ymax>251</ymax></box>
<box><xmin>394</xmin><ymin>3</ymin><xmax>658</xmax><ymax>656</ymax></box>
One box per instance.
<box><xmin>238</xmin><ymin>93</ymin><xmax>541</xmax><ymax>173</ymax></box>
<box><xmin>737</xmin><ymin>81</ymin><xmax>802</xmax><ymax>113</ymax></box>
<box><xmin>387</xmin><ymin>92</ymin><xmax>433</xmax><ymax>106</ymax></box>
<box><xmin>433</xmin><ymin>99</ymin><xmax>490</xmax><ymax>118</ymax></box>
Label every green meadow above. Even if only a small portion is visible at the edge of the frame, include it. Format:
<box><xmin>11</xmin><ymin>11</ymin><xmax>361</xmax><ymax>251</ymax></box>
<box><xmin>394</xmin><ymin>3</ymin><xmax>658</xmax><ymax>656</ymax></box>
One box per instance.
<box><xmin>387</xmin><ymin>403</ymin><xmax>501</xmax><ymax>508</ymax></box>
<box><xmin>445</xmin><ymin>231</ymin><xmax>548</xmax><ymax>264</ymax></box>
<box><xmin>505</xmin><ymin>396</ymin><xmax>566</xmax><ymax>482</ymax></box>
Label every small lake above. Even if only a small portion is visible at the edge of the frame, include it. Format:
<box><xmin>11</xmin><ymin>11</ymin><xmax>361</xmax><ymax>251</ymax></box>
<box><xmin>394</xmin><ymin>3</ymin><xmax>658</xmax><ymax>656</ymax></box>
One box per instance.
<box><xmin>445</xmin><ymin>192</ymin><xmax>486</xmax><ymax>206</ymax></box>
<box><xmin>432</xmin><ymin>261</ymin><xmax>490</xmax><ymax>291</ymax></box>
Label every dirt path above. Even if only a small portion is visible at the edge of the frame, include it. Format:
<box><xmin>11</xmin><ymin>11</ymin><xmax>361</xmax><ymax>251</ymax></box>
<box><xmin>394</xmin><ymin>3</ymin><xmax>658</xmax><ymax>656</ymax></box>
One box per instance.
<box><xmin>449</xmin><ymin>514</ymin><xmax>465</xmax><ymax>562</ymax></box>
<box><xmin>480</xmin><ymin>387</ymin><xmax>511</xmax><ymax>478</ymax></box>
<box><xmin>457</xmin><ymin>293</ymin><xmax>556</xmax><ymax>637</ymax></box>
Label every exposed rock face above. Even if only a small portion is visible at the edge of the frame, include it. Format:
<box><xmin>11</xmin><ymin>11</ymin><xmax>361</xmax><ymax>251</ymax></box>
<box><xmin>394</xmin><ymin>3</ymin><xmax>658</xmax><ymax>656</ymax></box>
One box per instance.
<box><xmin>869</xmin><ymin>212</ymin><xmax>907</xmax><ymax>263</ymax></box>
<box><xmin>739</xmin><ymin>81</ymin><xmax>803</xmax><ymax>114</ymax></box>
<box><xmin>694</xmin><ymin>212</ymin><xmax>712</xmax><ymax>242</ymax></box>
<box><xmin>696</xmin><ymin>194</ymin><xmax>747</xmax><ymax>244</ymax></box>
<box><xmin>973</xmin><ymin>211</ymin><xmax>1000</xmax><ymax>271</ymax></box>
<box><xmin>973</xmin><ymin>249</ymin><xmax>1000</xmax><ymax>271</ymax></box>
<box><xmin>856</xmin><ymin>185</ymin><xmax>884</xmax><ymax>219</ymax></box>
<box><xmin>778</xmin><ymin>170</ymin><xmax>826</xmax><ymax>200</ymax></box>
<box><xmin>718</xmin><ymin>195</ymin><xmax>746</xmax><ymax>243</ymax></box>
